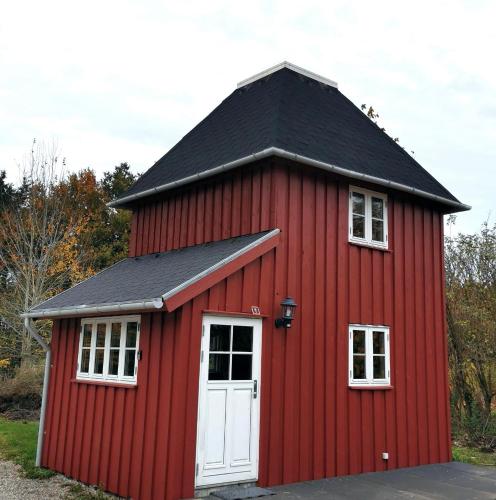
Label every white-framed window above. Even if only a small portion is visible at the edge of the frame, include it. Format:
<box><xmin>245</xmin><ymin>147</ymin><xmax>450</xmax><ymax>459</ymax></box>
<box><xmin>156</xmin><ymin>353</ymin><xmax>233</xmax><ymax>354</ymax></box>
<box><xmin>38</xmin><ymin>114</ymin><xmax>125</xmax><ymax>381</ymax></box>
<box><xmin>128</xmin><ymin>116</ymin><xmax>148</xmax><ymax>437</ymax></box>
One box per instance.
<box><xmin>77</xmin><ymin>315</ymin><xmax>140</xmax><ymax>384</ymax></box>
<box><xmin>348</xmin><ymin>325</ymin><xmax>390</xmax><ymax>386</ymax></box>
<box><xmin>349</xmin><ymin>186</ymin><xmax>388</xmax><ymax>249</ymax></box>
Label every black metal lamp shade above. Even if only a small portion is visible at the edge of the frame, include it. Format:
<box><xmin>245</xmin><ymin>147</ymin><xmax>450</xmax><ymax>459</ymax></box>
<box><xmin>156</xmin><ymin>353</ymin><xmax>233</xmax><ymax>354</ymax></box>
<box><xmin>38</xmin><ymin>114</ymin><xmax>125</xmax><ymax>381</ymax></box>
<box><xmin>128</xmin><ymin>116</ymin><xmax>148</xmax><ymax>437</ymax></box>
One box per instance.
<box><xmin>275</xmin><ymin>296</ymin><xmax>297</xmax><ymax>328</ymax></box>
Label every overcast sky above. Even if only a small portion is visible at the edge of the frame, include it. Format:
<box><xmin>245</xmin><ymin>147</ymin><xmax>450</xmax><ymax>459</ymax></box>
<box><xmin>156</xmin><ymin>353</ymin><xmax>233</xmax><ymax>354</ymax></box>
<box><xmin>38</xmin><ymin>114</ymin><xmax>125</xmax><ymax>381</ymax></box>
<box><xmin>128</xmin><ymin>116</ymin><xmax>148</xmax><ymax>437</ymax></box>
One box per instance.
<box><xmin>1</xmin><ymin>0</ymin><xmax>494</xmax><ymax>233</ymax></box>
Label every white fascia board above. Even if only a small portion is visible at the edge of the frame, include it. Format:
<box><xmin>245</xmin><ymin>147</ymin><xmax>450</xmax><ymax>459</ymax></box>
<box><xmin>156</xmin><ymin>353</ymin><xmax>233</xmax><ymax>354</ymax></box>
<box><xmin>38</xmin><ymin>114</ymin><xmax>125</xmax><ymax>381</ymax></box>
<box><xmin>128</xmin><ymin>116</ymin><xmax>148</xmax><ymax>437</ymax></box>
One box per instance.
<box><xmin>237</xmin><ymin>61</ymin><xmax>338</xmax><ymax>89</ymax></box>
<box><xmin>109</xmin><ymin>147</ymin><xmax>470</xmax><ymax>212</ymax></box>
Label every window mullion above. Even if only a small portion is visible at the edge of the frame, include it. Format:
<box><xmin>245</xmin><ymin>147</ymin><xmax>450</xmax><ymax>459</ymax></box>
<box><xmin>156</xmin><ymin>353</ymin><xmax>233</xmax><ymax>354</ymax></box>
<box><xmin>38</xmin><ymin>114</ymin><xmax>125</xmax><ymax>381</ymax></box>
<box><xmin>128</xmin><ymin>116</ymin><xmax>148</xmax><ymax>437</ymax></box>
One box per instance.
<box><xmin>88</xmin><ymin>322</ymin><xmax>96</xmax><ymax>377</ymax></box>
<box><xmin>366</xmin><ymin>327</ymin><xmax>373</xmax><ymax>383</ymax></box>
<box><xmin>103</xmin><ymin>321</ymin><xmax>110</xmax><ymax>379</ymax></box>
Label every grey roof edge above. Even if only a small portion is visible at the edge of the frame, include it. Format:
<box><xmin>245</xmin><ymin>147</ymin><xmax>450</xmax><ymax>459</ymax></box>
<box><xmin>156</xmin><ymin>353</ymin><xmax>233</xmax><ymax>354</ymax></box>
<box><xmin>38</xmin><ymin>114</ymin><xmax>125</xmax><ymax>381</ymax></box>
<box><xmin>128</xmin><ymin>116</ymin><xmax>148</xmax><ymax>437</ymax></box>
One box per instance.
<box><xmin>108</xmin><ymin>147</ymin><xmax>470</xmax><ymax>212</ymax></box>
<box><xmin>21</xmin><ymin>229</ymin><xmax>280</xmax><ymax>320</ymax></box>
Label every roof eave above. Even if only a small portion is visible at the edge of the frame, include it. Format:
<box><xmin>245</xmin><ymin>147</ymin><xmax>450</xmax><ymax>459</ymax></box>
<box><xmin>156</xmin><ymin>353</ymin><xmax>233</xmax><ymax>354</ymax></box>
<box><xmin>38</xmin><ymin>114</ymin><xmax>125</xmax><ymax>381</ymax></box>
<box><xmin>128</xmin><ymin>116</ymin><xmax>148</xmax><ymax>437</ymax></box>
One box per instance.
<box><xmin>108</xmin><ymin>147</ymin><xmax>470</xmax><ymax>213</ymax></box>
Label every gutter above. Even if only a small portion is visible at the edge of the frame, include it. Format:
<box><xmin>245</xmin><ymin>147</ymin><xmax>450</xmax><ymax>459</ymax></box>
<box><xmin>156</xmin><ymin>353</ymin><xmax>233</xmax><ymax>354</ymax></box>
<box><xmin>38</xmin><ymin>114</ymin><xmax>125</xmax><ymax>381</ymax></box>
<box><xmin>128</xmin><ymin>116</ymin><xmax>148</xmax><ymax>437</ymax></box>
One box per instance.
<box><xmin>108</xmin><ymin>147</ymin><xmax>471</xmax><ymax>212</ymax></box>
<box><xmin>24</xmin><ymin>318</ymin><xmax>50</xmax><ymax>468</ymax></box>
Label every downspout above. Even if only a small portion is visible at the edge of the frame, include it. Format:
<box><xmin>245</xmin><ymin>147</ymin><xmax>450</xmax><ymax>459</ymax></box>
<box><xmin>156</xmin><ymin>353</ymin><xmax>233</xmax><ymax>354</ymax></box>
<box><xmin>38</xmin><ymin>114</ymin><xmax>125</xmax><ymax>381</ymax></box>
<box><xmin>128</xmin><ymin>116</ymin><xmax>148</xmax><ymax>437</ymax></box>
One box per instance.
<box><xmin>24</xmin><ymin>317</ymin><xmax>50</xmax><ymax>468</ymax></box>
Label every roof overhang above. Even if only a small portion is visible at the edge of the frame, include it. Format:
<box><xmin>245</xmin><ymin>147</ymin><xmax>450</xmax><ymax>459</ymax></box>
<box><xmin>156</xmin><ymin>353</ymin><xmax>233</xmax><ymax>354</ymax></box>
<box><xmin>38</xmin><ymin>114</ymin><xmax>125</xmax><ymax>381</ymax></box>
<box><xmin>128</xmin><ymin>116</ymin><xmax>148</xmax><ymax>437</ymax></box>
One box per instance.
<box><xmin>23</xmin><ymin>229</ymin><xmax>280</xmax><ymax>320</ymax></box>
<box><xmin>108</xmin><ymin>147</ymin><xmax>470</xmax><ymax>213</ymax></box>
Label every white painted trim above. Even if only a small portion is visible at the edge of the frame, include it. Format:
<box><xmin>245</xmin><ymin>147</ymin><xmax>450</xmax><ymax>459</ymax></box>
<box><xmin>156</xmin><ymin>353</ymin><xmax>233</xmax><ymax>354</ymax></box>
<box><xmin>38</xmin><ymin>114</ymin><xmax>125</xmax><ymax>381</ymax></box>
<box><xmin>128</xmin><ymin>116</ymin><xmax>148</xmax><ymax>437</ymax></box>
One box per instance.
<box><xmin>348</xmin><ymin>324</ymin><xmax>390</xmax><ymax>387</ymax></box>
<box><xmin>77</xmin><ymin>315</ymin><xmax>140</xmax><ymax>385</ymax></box>
<box><xmin>348</xmin><ymin>186</ymin><xmax>389</xmax><ymax>250</ymax></box>
<box><xmin>237</xmin><ymin>61</ymin><xmax>338</xmax><ymax>89</ymax></box>
<box><xmin>107</xmin><ymin>147</ymin><xmax>470</xmax><ymax>212</ymax></box>
<box><xmin>23</xmin><ymin>229</ymin><xmax>280</xmax><ymax>319</ymax></box>
<box><xmin>161</xmin><ymin>229</ymin><xmax>280</xmax><ymax>302</ymax></box>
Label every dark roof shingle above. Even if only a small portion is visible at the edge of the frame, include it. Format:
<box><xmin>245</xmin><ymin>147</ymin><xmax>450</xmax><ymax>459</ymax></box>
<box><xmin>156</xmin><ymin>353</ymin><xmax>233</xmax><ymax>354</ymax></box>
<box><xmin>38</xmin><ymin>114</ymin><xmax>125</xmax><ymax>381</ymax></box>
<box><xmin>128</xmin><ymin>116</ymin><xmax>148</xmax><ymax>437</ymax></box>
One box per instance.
<box><xmin>28</xmin><ymin>231</ymin><xmax>275</xmax><ymax>316</ymax></box>
<box><xmin>112</xmin><ymin>66</ymin><xmax>463</xmax><ymax>208</ymax></box>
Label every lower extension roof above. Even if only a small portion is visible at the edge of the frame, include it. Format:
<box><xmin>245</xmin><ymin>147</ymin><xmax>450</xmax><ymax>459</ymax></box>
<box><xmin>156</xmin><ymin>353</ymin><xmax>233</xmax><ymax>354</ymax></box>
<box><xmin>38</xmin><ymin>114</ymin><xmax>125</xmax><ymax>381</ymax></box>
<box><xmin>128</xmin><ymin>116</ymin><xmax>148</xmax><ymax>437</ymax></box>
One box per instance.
<box><xmin>23</xmin><ymin>230</ymin><xmax>280</xmax><ymax>319</ymax></box>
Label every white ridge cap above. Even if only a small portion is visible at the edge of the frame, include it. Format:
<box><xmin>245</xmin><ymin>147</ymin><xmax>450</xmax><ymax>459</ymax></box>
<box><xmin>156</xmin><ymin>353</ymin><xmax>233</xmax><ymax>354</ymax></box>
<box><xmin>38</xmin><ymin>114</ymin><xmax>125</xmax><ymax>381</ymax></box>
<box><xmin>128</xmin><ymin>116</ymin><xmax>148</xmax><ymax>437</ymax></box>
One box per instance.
<box><xmin>237</xmin><ymin>61</ymin><xmax>338</xmax><ymax>89</ymax></box>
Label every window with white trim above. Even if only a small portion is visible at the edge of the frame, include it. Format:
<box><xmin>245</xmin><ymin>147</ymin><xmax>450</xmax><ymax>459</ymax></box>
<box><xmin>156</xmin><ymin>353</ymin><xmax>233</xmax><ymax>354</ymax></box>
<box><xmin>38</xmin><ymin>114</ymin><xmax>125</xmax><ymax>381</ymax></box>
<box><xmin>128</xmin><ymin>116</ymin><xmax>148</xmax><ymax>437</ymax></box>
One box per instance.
<box><xmin>77</xmin><ymin>316</ymin><xmax>140</xmax><ymax>384</ymax></box>
<box><xmin>349</xmin><ymin>325</ymin><xmax>390</xmax><ymax>386</ymax></box>
<box><xmin>349</xmin><ymin>187</ymin><xmax>388</xmax><ymax>248</ymax></box>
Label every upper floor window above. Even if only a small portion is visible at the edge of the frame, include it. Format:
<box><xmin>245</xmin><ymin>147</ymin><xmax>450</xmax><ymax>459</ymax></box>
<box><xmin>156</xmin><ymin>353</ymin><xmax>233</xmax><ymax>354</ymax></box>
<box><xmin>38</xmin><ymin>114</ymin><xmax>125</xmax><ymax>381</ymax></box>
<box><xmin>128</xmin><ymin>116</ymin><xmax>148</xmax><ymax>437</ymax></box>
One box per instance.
<box><xmin>77</xmin><ymin>316</ymin><xmax>140</xmax><ymax>384</ymax></box>
<box><xmin>349</xmin><ymin>187</ymin><xmax>388</xmax><ymax>249</ymax></box>
<box><xmin>349</xmin><ymin>325</ymin><xmax>390</xmax><ymax>386</ymax></box>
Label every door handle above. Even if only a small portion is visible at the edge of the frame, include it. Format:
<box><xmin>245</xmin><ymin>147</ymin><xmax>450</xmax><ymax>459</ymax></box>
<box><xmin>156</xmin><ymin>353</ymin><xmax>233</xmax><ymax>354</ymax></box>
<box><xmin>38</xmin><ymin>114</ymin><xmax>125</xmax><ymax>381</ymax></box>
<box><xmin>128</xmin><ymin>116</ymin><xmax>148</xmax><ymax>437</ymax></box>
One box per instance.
<box><xmin>253</xmin><ymin>380</ymin><xmax>258</xmax><ymax>399</ymax></box>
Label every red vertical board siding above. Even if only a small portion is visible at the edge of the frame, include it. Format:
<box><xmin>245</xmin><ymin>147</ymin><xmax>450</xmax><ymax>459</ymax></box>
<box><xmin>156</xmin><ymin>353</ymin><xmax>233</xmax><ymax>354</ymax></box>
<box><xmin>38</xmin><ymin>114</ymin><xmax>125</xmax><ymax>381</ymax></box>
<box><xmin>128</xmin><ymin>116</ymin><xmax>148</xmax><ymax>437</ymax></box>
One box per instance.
<box><xmin>43</xmin><ymin>162</ymin><xmax>451</xmax><ymax>499</ymax></box>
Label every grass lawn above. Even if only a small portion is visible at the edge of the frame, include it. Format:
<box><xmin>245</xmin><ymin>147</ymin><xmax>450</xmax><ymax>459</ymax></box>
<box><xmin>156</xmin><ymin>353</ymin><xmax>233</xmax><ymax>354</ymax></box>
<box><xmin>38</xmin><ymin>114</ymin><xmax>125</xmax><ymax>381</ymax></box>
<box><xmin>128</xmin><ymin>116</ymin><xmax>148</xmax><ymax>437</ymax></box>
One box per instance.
<box><xmin>0</xmin><ymin>416</ymin><xmax>54</xmax><ymax>479</ymax></box>
<box><xmin>452</xmin><ymin>445</ymin><xmax>496</xmax><ymax>466</ymax></box>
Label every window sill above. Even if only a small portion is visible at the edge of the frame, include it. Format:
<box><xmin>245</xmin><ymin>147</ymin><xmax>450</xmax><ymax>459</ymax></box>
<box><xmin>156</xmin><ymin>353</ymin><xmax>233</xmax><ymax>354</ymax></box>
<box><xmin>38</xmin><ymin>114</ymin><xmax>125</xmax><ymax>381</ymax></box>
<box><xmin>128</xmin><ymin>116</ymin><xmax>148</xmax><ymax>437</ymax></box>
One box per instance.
<box><xmin>349</xmin><ymin>240</ymin><xmax>391</xmax><ymax>252</ymax></box>
<box><xmin>71</xmin><ymin>378</ymin><xmax>137</xmax><ymax>389</ymax></box>
<box><xmin>349</xmin><ymin>385</ymin><xmax>393</xmax><ymax>391</ymax></box>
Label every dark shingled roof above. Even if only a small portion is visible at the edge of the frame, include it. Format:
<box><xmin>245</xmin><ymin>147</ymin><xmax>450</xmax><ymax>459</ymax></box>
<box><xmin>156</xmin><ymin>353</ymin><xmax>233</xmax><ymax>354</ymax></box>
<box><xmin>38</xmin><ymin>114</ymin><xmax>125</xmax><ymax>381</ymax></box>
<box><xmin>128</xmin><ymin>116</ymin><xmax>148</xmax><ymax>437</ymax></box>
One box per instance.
<box><xmin>112</xmin><ymin>66</ymin><xmax>462</xmax><ymax>207</ymax></box>
<box><xmin>29</xmin><ymin>231</ymin><xmax>273</xmax><ymax>315</ymax></box>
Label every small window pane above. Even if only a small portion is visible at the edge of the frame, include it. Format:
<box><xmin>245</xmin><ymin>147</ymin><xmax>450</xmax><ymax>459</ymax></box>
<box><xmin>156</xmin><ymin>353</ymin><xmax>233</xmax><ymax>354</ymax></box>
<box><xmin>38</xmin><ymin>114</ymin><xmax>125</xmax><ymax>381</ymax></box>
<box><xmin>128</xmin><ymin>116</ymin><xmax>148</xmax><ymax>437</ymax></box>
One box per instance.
<box><xmin>80</xmin><ymin>349</ymin><xmax>90</xmax><ymax>373</ymax></box>
<box><xmin>96</xmin><ymin>324</ymin><xmax>106</xmax><ymax>347</ymax></box>
<box><xmin>353</xmin><ymin>355</ymin><xmax>366</xmax><ymax>379</ymax></box>
<box><xmin>94</xmin><ymin>349</ymin><xmax>104</xmax><ymax>374</ymax></box>
<box><xmin>111</xmin><ymin>323</ymin><xmax>121</xmax><ymax>347</ymax></box>
<box><xmin>126</xmin><ymin>322</ymin><xmax>138</xmax><ymax>347</ymax></box>
<box><xmin>352</xmin><ymin>215</ymin><xmax>365</xmax><ymax>238</ymax></box>
<box><xmin>209</xmin><ymin>324</ymin><xmax>230</xmax><ymax>352</ymax></box>
<box><xmin>108</xmin><ymin>350</ymin><xmax>119</xmax><ymax>376</ymax></box>
<box><xmin>124</xmin><ymin>350</ymin><xmax>136</xmax><ymax>377</ymax></box>
<box><xmin>231</xmin><ymin>354</ymin><xmax>252</xmax><ymax>380</ymax></box>
<box><xmin>82</xmin><ymin>325</ymin><xmax>92</xmax><ymax>347</ymax></box>
<box><xmin>352</xmin><ymin>192</ymin><xmax>365</xmax><ymax>215</ymax></box>
<box><xmin>232</xmin><ymin>326</ymin><xmax>253</xmax><ymax>352</ymax></box>
<box><xmin>372</xmin><ymin>219</ymin><xmax>384</xmax><ymax>242</ymax></box>
<box><xmin>373</xmin><ymin>331</ymin><xmax>385</xmax><ymax>354</ymax></box>
<box><xmin>372</xmin><ymin>197</ymin><xmax>384</xmax><ymax>219</ymax></box>
<box><xmin>208</xmin><ymin>353</ymin><xmax>229</xmax><ymax>380</ymax></box>
<box><xmin>353</xmin><ymin>330</ymin><xmax>366</xmax><ymax>354</ymax></box>
<box><xmin>373</xmin><ymin>356</ymin><xmax>385</xmax><ymax>379</ymax></box>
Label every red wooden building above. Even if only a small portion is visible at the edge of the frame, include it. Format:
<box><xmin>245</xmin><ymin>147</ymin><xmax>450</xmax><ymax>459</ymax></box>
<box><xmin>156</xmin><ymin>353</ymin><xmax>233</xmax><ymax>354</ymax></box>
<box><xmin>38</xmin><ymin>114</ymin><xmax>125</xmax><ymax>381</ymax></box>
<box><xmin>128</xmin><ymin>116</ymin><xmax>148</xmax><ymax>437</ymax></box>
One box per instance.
<box><xmin>24</xmin><ymin>62</ymin><xmax>469</xmax><ymax>499</ymax></box>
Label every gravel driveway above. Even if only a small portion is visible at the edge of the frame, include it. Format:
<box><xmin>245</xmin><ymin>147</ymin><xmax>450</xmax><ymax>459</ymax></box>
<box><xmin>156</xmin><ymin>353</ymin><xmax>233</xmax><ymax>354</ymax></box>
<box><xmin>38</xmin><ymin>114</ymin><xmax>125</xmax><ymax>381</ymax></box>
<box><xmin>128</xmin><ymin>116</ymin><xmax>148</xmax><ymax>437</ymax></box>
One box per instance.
<box><xmin>0</xmin><ymin>459</ymin><xmax>115</xmax><ymax>500</ymax></box>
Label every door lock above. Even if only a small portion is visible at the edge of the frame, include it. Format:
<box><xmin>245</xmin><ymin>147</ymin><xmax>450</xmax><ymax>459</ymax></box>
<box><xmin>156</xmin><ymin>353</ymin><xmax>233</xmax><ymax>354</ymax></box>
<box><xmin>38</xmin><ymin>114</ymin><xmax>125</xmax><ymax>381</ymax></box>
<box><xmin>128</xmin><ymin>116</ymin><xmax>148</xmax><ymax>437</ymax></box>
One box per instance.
<box><xmin>253</xmin><ymin>380</ymin><xmax>258</xmax><ymax>399</ymax></box>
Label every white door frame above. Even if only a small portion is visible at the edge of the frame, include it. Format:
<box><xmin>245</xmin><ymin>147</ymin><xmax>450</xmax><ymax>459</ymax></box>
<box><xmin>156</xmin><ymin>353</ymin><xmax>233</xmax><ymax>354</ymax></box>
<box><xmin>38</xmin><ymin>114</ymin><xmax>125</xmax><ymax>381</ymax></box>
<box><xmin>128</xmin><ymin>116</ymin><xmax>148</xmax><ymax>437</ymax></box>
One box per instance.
<box><xmin>195</xmin><ymin>314</ymin><xmax>262</xmax><ymax>488</ymax></box>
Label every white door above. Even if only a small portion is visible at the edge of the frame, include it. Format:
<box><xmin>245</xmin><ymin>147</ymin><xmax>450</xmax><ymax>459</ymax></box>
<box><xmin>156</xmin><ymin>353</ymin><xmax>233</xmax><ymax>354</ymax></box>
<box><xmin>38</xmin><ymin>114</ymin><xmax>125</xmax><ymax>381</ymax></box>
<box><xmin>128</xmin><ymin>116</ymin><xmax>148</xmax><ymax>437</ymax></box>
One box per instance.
<box><xmin>196</xmin><ymin>315</ymin><xmax>262</xmax><ymax>488</ymax></box>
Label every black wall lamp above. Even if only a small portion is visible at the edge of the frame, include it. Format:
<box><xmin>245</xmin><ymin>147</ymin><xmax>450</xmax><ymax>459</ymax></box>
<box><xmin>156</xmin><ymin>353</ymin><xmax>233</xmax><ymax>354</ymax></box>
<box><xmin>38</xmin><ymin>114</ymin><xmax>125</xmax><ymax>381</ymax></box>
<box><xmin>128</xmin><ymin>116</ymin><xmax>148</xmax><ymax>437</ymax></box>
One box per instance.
<box><xmin>275</xmin><ymin>297</ymin><xmax>297</xmax><ymax>329</ymax></box>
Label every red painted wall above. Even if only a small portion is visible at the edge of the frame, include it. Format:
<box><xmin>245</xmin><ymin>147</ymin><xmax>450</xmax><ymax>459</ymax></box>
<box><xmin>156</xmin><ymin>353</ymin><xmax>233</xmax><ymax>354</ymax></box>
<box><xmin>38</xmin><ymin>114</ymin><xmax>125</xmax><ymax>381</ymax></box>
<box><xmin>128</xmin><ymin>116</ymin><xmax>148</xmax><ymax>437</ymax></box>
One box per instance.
<box><xmin>42</xmin><ymin>161</ymin><xmax>451</xmax><ymax>499</ymax></box>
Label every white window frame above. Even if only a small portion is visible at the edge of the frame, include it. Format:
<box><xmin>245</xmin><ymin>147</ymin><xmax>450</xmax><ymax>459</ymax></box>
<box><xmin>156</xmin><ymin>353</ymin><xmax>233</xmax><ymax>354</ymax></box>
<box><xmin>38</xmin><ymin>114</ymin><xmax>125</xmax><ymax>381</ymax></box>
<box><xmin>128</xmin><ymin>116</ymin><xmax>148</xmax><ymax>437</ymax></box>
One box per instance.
<box><xmin>348</xmin><ymin>324</ymin><xmax>390</xmax><ymax>386</ymax></box>
<box><xmin>77</xmin><ymin>315</ymin><xmax>140</xmax><ymax>384</ymax></box>
<box><xmin>348</xmin><ymin>186</ymin><xmax>388</xmax><ymax>249</ymax></box>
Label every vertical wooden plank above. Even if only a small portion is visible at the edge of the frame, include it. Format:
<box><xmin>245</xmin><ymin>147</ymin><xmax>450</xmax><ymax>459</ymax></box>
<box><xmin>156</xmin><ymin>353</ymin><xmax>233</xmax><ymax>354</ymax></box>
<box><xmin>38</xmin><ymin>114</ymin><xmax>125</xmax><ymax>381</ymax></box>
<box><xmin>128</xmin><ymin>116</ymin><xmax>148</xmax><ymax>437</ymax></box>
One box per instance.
<box><xmin>98</xmin><ymin>387</ymin><xmax>115</xmax><ymax>490</ymax></box>
<box><xmin>159</xmin><ymin>200</ymin><xmax>169</xmax><ymax>252</ymax></box>
<box><xmin>129</xmin><ymin>212</ymin><xmax>138</xmax><ymax>257</ymax></box>
<box><xmin>221</xmin><ymin>177</ymin><xmax>233</xmax><ymax>240</ymax></box>
<box><xmin>240</xmin><ymin>171</ymin><xmax>252</xmax><ymax>235</ymax></box>
<box><xmin>213</xmin><ymin>182</ymin><xmax>223</xmax><ymax>241</ymax></box>
<box><xmin>251</xmin><ymin>167</ymin><xmax>261</xmax><ymax>233</ymax></box>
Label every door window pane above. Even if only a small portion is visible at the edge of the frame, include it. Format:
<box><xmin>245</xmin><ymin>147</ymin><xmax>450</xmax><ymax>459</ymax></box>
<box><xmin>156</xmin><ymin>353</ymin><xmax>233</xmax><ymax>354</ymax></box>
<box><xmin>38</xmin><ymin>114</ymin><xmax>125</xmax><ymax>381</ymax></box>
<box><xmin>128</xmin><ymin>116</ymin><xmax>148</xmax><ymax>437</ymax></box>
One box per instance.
<box><xmin>372</xmin><ymin>219</ymin><xmax>384</xmax><ymax>242</ymax></box>
<box><xmin>82</xmin><ymin>324</ymin><xmax>92</xmax><ymax>347</ymax></box>
<box><xmin>352</xmin><ymin>192</ymin><xmax>365</xmax><ymax>215</ymax></box>
<box><xmin>231</xmin><ymin>354</ymin><xmax>252</xmax><ymax>380</ymax></box>
<box><xmin>126</xmin><ymin>322</ymin><xmax>138</xmax><ymax>347</ymax></box>
<box><xmin>373</xmin><ymin>331</ymin><xmax>385</xmax><ymax>354</ymax></box>
<box><xmin>353</xmin><ymin>355</ymin><xmax>366</xmax><ymax>379</ymax></box>
<box><xmin>208</xmin><ymin>354</ymin><xmax>229</xmax><ymax>380</ymax></box>
<box><xmin>80</xmin><ymin>349</ymin><xmax>90</xmax><ymax>373</ymax></box>
<box><xmin>371</xmin><ymin>197</ymin><xmax>384</xmax><ymax>219</ymax></box>
<box><xmin>94</xmin><ymin>349</ymin><xmax>104</xmax><ymax>374</ymax></box>
<box><xmin>352</xmin><ymin>215</ymin><xmax>365</xmax><ymax>238</ymax></box>
<box><xmin>232</xmin><ymin>326</ymin><xmax>253</xmax><ymax>352</ymax></box>
<box><xmin>373</xmin><ymin>356</ymin><xmax>385</xmax><ymax>379</ymax></box>
<box><xmin>124</xmin><ymin>350</ymin><xmax>136</xmax><ymax>377</ymax></box>
<box><xmin>210</xmin><ymin>324</ymin><xmax>230</xmax><ymax>352</ymax></box>
<box><xmin>353</xmin><ymin>330</ymin><xmax>366</xmax><ymax>353</ymax></box>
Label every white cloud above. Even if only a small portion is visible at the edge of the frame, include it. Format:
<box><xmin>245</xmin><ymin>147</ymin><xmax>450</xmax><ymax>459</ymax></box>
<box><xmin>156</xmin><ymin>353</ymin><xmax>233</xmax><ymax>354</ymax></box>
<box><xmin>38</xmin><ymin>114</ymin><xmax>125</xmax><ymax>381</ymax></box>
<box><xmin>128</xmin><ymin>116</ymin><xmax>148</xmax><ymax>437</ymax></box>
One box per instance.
<box><xmin>1</xmin><ymin>0</ymin><xmax>495</xmax><ymax>233</ymax></box>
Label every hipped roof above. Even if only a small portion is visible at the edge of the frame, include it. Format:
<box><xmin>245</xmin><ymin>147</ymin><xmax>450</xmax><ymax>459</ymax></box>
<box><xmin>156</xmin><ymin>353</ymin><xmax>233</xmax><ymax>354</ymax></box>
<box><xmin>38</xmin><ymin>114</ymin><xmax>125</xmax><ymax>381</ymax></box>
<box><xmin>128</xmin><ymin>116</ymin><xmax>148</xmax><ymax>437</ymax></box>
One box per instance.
<box><xmin>110</xmin><ymin>63</ymin><xmax>468</xmax><ymax>212</ymax></box>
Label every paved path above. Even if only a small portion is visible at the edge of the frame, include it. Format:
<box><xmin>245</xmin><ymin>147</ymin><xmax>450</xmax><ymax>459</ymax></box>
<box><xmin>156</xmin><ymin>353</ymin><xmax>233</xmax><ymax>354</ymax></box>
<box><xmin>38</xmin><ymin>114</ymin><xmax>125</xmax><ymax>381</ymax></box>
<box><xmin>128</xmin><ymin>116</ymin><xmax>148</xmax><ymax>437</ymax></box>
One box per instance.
<box><xmin>270</xmin><ymin>463</ymin><xmax>496</xmax><ymax>499</ymax></box>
